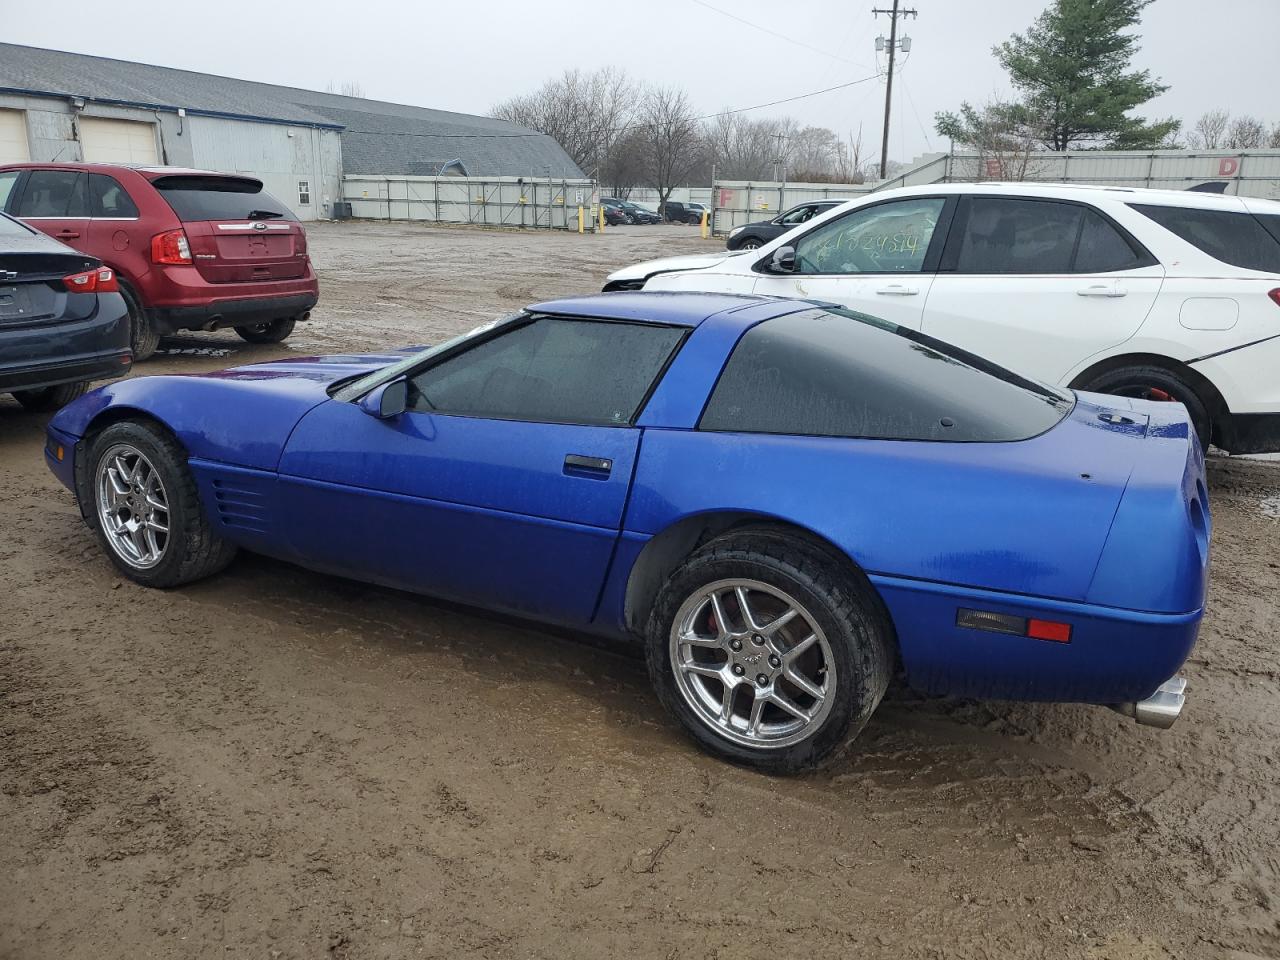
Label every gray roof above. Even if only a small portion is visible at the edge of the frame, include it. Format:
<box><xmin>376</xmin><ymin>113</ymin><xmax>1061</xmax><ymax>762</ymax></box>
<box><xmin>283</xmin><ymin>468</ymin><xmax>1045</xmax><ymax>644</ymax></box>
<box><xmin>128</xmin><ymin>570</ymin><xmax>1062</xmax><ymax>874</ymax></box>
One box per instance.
<box><xmin>0</xmin><ymin>43</ymin><xmax>584</xmax><ymax>178</ymax></box>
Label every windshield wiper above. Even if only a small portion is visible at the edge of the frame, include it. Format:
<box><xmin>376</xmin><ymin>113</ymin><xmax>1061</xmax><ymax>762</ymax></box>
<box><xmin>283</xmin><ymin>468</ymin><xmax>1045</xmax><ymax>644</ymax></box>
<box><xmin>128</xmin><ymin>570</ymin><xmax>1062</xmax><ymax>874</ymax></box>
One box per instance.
<box><xmin>246</xmin><ymin>209</ymin><xmax>284</xmax><ymax>219</ymax></box>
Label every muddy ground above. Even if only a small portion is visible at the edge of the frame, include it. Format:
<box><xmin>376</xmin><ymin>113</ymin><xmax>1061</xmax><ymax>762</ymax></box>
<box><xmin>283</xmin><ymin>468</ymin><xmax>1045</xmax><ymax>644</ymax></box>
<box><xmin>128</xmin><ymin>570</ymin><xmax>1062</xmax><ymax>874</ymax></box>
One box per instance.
<box><xmin>2</xmin><ymin>221</ymin><xmax>1279</xmax><ymax>960</ymax></box>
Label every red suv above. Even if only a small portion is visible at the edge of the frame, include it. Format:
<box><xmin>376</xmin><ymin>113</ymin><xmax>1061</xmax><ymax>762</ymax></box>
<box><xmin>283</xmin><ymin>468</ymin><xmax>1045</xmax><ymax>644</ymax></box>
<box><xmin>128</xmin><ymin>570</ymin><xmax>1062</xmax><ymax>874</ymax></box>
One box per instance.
<box><xmin>0</xmin><ymin>163</ymin><xmax>319</xmax><ymax>360</ymax></box>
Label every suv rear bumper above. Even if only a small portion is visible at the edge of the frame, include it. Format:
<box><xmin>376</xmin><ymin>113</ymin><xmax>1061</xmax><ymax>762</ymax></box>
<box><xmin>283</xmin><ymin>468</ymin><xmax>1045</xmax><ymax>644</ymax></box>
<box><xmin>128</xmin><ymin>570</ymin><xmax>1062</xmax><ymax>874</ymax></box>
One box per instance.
<box><xmin>151</xmin><ymin>292</ymin><xmax>318</xmax><ymax>334</ymax></box>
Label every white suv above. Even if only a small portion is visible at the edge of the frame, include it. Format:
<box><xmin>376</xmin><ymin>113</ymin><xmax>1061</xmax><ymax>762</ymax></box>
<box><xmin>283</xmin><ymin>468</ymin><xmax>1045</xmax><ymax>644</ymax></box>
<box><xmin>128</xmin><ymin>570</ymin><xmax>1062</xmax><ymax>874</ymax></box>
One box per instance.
<box><xmin>605</xmin><ymin>183</ymin><xmax>1280</xmax><ymax>453</ymax></box>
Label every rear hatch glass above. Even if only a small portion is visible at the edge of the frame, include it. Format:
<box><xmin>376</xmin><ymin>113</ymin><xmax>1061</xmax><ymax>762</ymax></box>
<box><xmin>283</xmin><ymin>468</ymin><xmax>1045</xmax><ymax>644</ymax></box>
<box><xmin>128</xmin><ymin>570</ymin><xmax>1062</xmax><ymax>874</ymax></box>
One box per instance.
<box><xmin>152</xmin><ymin>175</ymin><xmax>306</xmax><ymax>284</ymax></box>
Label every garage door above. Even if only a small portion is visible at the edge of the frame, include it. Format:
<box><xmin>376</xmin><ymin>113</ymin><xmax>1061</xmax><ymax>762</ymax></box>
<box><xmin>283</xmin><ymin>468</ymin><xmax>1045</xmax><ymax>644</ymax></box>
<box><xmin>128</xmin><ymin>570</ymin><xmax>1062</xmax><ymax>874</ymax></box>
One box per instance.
<box><xmin>79</xmin><ymin>117</ymin><xmax>159</xmax><ymax>164</ymax></box>
<box><xmin>0</xmin><ymin>109</ymin><xmax>30</xmax><ymax>164</ymax></box>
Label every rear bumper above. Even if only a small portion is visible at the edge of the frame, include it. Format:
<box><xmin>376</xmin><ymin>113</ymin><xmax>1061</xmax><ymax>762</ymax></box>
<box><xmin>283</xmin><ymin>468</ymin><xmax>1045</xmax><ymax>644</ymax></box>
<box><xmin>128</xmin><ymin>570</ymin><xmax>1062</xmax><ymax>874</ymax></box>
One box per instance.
<box><xmin>872</xmin><ymin>574</ymin><xmax>1203</xmax><ymax>705</ymax></box>
<box><xmin>0</xmin><ymin>297</ymin><xmax>132</xmax><ymax>393</ymax></box>
<box><xmin>2</xmin><ymin>352</ymin><xmax>132</xmax><ymax>393</ymax></box>
<box><xmin>151</xmin><ymin>292</ymin><xmax>318</xmax><ymax>334</ymax></box>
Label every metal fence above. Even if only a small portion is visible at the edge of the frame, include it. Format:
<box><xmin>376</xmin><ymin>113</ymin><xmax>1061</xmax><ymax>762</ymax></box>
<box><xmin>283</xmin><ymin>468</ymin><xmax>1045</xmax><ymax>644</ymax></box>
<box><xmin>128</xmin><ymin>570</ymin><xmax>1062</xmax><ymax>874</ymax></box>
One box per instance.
<box><xmin>873</xmin><ymin>150</ymin><xmax>1280</xmax><ymax>199</ymax></box>
<box><xmin>343</xmin><ymin>175</ymin><xmax>600</xmax><ymax>230</ymax></box>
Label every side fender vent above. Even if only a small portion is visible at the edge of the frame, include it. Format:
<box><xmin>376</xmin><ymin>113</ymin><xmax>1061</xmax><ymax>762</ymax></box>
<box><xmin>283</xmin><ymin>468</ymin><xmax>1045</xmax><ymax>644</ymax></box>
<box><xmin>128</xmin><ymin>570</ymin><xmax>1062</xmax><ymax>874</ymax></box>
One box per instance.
<box><xmin>210</xmin><ymin>476</ymin><xmax>271</xmax><ymax>534</ymax></box>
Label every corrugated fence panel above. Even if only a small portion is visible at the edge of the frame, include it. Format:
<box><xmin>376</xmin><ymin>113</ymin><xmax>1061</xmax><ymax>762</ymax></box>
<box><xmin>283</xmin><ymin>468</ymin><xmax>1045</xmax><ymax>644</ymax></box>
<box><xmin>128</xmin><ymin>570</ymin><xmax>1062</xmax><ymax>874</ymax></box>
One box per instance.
<box><xmin>343</xmin><ymin>175</ymin><xmax>597</xmax><ymax>230</ymax></box>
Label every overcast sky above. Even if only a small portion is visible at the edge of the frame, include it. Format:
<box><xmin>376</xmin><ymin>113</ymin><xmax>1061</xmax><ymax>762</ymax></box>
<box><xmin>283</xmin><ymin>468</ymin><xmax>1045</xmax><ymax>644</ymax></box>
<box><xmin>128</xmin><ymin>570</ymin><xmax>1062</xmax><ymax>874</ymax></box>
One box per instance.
<box><xmin>5</xmin><ymin>0</ymin><xmax>1278</xmax><ymax>162</ymax></box>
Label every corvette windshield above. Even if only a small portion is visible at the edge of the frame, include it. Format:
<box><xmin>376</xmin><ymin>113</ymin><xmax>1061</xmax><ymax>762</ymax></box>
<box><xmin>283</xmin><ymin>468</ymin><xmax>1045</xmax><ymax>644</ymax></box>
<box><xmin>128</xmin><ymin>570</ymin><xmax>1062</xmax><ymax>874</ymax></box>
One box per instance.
<box><xmin>330</xmin><ymin>314</ymin><xmax>523</xmax><ymax>402</ymax></box>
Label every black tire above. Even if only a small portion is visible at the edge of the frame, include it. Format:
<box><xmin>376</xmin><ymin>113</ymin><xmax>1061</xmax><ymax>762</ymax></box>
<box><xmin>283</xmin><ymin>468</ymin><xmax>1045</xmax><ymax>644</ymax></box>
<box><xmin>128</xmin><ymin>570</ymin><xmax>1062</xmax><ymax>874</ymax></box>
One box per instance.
<box><xmin>83</xmin><ymin>420</ymin><xmax>237</xmax><ymax>588</ymax></box>
<box><xmin>13</xmin><ymin>381</ymin><xmax>89</xmax><ymax>412</ymax></box>
<box><xmin>235</xmin><ymin>317</ymin><xmax>296</xmax><ymax>344</ymax></box>
<box><xmin>645</xmin><ymin>528</ymin><xmax>893</xmax><ymax>773</ymax></box>
<box><xmin>737</xmin><ymin>237</ymin><xmax>764</xmax><ymax>250</ymax></box>
<box><xmin>1079</xmin><ymin>364</ymin><xmax>1211</xmax><ymax>449</ymax></box>
<box><xmin>122</xmin><ymin>283</ymin><xmax>160</xmax><ymax>362</ymax></box>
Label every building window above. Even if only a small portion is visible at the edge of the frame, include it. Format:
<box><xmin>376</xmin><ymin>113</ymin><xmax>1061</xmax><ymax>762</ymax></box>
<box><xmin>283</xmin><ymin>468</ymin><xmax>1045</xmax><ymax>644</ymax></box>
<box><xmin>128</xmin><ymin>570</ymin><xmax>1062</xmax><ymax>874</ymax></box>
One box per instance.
<box><xmin>298</xmin><ymin>181</ymin><xmax>311</xmax><ymax>205</ymax></box>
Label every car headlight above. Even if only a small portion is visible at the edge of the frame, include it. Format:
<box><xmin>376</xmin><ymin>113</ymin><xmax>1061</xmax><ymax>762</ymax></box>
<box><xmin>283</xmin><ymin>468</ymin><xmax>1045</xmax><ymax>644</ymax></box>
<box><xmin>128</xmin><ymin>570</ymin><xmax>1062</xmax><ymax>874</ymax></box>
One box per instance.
<box><xmin>729</xmin><ymin>226</ymin><xmax>743</xmax><ymax>237</ymax></box>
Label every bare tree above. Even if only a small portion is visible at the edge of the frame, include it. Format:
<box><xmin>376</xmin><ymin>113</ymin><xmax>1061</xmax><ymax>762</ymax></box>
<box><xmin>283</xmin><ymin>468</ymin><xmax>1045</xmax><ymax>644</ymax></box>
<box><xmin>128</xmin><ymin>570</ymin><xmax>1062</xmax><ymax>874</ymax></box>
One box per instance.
<box><xmin>490</xmin><ymin>68</ymin><xmax>637</xmax><ymax>179</ymax></box>
<box><xmin>1270</xmin><ymin>123</ymin><xmax>1280</xmax><ymax>149</ymax></box>
<box><xmin>325</xmin><ymin>80</ymin><xmax>366</xmax><ymax>99</ymax></box>
<box><xmin>832</xmin><ymin>127</ymin><xmax>867</xmax><ymax>184</ymax></box>
<box><xmin>788</xmin><ymin>126</ymin><xmax>844</xmax><ymax>182</ymax></box>
<box><xmin>1188</xmin><ymin>109</ymin><xmax>1229</xmax><ymax>149</ymax></box>
<box><xmin>1226</xmin><ymin>115</ymin><xmax>1267</xmax><ymax>149</ymax></box>
<box><xmin>705</xmin><ymin>112</ymin><xmax>786</xmax><ymax>180</ymax></box>
<box><xmin>635</xmin><ymin>85</ymin><xmax>705</xmax><ymax>215</ymax></box>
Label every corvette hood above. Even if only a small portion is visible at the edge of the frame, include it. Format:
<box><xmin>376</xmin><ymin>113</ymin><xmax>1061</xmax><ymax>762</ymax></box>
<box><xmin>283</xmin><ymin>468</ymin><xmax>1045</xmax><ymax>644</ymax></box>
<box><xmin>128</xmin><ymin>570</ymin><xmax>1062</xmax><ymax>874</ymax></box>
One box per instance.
<box><xmin>606</xmin><ymin>250</ymin><xmax>743</xmax><ymax>284</ymax></box>
<box><xmin>49</xmin><ymin>349</ymin><xmax>419</xmax><ymax>472</ymax></box>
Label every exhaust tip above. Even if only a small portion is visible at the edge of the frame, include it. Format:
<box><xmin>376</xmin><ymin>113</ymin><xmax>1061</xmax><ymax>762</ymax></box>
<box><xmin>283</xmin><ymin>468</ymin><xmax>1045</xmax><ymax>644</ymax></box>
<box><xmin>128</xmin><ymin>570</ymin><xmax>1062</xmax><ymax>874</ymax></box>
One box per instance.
<box><xmin>1111</xmin><ymin>676</ymin><xmax>1186</xmax><ymax>729</ymax></box>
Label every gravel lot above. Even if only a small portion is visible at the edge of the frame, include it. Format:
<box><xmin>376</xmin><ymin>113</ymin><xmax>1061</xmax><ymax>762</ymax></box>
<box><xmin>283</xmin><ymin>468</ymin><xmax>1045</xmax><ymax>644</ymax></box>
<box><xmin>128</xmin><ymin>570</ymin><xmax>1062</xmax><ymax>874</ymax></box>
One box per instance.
<box><xmin>3</xmin><ymin>221</ymin><xmax>1280</xmax><ymax>960</ymax></box>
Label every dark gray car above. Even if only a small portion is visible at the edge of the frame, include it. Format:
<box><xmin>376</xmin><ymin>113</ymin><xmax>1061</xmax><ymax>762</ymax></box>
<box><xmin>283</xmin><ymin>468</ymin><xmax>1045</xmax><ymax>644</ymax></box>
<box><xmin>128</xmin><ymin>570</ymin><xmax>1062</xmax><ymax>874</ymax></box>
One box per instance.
<box><xmin>0</xmin><ymin>212</ymin><xmax>130</xmax><ymax>411</ymax></box>
<box><xmin>725</xmin><ymin>199</ymin><xmax>847</xmax><ymax>250</ymax></box>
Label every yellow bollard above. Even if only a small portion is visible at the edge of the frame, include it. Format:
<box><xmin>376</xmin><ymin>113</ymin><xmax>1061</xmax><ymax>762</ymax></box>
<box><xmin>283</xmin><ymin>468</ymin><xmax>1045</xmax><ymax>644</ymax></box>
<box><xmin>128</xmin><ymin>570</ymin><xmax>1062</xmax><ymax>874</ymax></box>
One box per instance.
<box><xmin>598</xmin><ymin>204</ymin><xmax>605</xmax><ymax>232</ymax></box>
<box><xmin>701</xmin><ymin>210</ymin><xmax>710</xmax><ymax>239</ymax></box>
<box><xmin>578</xmin><ymin>205</ymin><xmax>584</xmax><ymax>234</ymax></box>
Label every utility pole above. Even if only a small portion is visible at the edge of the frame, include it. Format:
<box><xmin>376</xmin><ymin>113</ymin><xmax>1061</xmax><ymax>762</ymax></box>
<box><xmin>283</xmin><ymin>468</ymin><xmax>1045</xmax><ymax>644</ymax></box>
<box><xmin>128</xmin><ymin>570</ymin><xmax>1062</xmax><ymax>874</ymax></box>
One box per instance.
<box><xmin>771</xmin><ymin>131</ymin><xmax>789</xmax><ymax>210</ymax></box>
<box><xmin>873</xmin><ymin>1</ymin><xmax>917</xmax><ymax>180</ymax></box>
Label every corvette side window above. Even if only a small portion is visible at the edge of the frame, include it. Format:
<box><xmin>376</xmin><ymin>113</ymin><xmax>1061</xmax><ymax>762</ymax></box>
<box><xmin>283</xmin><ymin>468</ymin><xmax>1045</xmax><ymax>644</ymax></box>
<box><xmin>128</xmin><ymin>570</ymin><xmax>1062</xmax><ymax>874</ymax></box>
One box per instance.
<box><xmin>407</xmin><ymin>317</ymin><xmax>684</xmax><ymax>426</ymax></box>
<box><xmin>700</xmin><ymin>308</ymin><xmax>1071</xmax><ymax>442</ymax></box>
<box><xmin>792</xmin><ymin>198</ymin><xmax>944</xmax><ymax>274</ymax></box>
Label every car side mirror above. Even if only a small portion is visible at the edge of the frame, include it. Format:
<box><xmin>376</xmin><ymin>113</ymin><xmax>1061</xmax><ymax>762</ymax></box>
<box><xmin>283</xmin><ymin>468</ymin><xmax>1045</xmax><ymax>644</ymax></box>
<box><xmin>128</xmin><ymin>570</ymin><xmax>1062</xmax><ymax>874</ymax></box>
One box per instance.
<box><xmin>768</xmin><ymin>245</ymin><xmax>797</xmax><ymax>273</ymax></box>
<box><xmin>358</xmin><ymin>377</ymin><xmax>408</xmax><ymax>420</ymax></box>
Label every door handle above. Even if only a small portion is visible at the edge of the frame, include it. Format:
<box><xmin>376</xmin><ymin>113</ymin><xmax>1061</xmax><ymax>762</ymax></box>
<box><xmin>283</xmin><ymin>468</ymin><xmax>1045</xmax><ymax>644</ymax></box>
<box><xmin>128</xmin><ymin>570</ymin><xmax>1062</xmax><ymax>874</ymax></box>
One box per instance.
<box><xmin>57</xmin><ymin>231</ymin><xmax>81</xmax><ymax>240</ymax></box>
<box><xmin>876</xmin><ymin>284</ymin><xmax>918</xmax><ymax>296</ymax></box>
<box><xmin>1077</xmin><ymin>283</ymin><xmax>1126</xmax><ymax>298</ymax></box>
<box><xmin>564</xmin><ymin>454</ymin><xmax>613</xmax><ymax>478</ymax></box>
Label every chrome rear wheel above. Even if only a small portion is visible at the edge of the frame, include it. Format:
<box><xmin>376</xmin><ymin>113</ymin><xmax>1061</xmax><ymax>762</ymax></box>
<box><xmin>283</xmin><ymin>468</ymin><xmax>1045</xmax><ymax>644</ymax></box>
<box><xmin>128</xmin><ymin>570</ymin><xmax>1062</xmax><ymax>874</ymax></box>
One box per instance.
<box><xmin>669</xmin><ymin>578</ymin><xmax>836</xmax><ymax>749</ymax></box>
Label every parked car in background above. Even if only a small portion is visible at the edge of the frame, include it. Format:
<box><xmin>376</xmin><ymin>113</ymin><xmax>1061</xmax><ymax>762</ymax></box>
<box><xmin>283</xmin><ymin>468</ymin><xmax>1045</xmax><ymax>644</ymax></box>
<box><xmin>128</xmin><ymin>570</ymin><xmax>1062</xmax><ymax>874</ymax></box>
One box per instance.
<box><xmin>607</xmin><ymin>183</ymin><xmax>1280</xmax><ymax>453</ymax></box>
<box><xmin>0</xmin><ymin>212</ymin><xmax>129</xmax><ymax>410</ymax></box>
<box><xmin>0</xmin><ymin>163</ymin><xmax>319</xmax><ymax>360</ymax></box>
<box><xmin>726</xmin><ymin>199</ymin><xmax>846</xmax><ymax>250</ymax></box>
<box><xmin>605</xmin><ymin>199</ymin><xmax>661</xmax><ymax>224</ymax></box>
<box><xmin>662</xmin><ymin>201</ymin><xmax>708</xmax><ymax>225</ymax></box>
<box><xmin>684</xmin><ymin>202</ymin><xmax>710</xmax><ymax>225</ymax></box>
<box><xmin>47</xmin><ymin>292</ymin><xmax>1206</xmax><ymax>771</ymax></box>
<box><xmin>600</xmin><ymin>199</ymin><xmax>630</xmax><ymax>226</ymax></box>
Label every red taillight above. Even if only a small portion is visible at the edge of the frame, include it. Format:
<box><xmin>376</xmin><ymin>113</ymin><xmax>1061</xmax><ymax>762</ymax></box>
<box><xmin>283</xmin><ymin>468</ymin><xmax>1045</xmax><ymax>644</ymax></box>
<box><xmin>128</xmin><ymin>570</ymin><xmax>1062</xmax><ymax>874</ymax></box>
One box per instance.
<box><xmin>1027</xmin><ymin>618</ymin><xmax>1073</xmax><ymax>643</ymax></box>
<box><xmin>62</xmin><ymin>267</ymin><xmax>119</xmax><ymax>294</ymax></box>
<box><xmin>1268</xmin><ymin>288</ymin><xmax>1280</xmax><ymax>308</ymax></box>
<box><xmin>151</xmin><ymin>228</ymin><xmax>193</xmax><ymax>265</ymax></box>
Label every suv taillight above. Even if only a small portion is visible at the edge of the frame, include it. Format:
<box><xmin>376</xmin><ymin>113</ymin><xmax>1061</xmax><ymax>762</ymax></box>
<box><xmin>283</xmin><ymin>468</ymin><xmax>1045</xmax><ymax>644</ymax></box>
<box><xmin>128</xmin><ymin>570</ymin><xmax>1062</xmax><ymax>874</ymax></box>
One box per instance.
<box><xmin>1269</xmin><ymin>288</ymin><xmax>1280</xmax><ymax>308</ymax></box>
<box><xmin>151</xmin><ymin>229</ymin><xmax>193</xmax><ymax>265</ymax></box>
<box><xmin>62</xmin><ymin>267</ymin><xmax>119</xmax><ymax>294</ymax></box>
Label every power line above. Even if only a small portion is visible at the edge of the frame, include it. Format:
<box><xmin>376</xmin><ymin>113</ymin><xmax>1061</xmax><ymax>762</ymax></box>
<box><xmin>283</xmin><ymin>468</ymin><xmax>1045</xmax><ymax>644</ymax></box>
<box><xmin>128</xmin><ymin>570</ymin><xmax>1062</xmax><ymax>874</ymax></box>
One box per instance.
<box><xmin>689</xmin><ymin>0</ymin><xmax>867</xmax><ymax>68</ymax></box>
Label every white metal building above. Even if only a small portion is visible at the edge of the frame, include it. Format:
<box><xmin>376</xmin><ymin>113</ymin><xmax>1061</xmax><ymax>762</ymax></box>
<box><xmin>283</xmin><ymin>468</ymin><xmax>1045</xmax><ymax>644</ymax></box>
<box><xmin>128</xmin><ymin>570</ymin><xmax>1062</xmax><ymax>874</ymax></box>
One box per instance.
<box><xmin>0</xmin><ymin>44</ymin><xmax>581</xmax><ymax>221</ymax></box>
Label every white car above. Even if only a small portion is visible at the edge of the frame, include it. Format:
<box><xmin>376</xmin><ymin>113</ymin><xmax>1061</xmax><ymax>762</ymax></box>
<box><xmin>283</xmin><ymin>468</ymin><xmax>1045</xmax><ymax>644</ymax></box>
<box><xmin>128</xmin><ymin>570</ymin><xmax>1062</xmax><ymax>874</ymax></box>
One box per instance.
<box><xmin>605</xmin><ymin>183</ymin><xmax>1280</xmax><ymax>453</ymax></box>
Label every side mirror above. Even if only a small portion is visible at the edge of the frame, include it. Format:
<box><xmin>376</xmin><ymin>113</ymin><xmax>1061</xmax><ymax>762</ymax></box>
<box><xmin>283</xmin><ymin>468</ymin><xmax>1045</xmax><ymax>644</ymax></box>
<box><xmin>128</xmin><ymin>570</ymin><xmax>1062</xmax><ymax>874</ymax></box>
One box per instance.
<box><xmin>768</xmin><ymin>245</ymin><xmax>797</xmax><ymax>273</ymax></box>
<box><xmin>358</xmin><ymin>377</ymin><xmax>408</xmax><ymax>420</ymax></box>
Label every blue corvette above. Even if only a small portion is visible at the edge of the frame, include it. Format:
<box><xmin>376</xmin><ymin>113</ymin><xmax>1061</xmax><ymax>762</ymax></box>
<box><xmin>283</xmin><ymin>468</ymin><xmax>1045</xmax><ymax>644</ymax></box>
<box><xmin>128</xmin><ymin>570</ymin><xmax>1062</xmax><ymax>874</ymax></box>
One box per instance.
<box><xmin>45</xmin><ymin>293</ymin><xmax>1209</xmax><ymax>771</ymax></box>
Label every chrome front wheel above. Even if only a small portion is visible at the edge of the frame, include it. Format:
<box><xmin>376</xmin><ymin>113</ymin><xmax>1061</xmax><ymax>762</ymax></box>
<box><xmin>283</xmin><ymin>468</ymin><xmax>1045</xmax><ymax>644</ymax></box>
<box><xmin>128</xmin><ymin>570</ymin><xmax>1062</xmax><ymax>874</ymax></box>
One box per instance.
<box><xmin>95</xmin><ymin>443</ymin><xmax>170</xmax><ymax>570</ymax></box>
<box><xmin>669</xmin><ymin>578</ymin><xmax>836</xmax><ymax>749</ymax></box>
